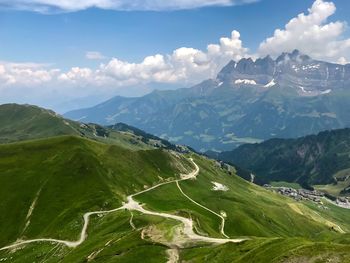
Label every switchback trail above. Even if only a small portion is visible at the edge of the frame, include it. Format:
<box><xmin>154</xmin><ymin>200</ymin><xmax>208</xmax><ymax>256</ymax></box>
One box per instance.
<box><xmin>0</xmin><ymin>158</ymin><xmax>245</xmax><ymax>252</ymax></box>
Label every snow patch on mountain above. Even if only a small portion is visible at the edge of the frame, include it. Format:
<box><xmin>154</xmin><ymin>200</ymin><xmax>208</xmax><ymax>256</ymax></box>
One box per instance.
<box><xmin>302</xmin><ymin>64</ymin><xmax>320</xmax><ymax>70</ymax></box>
<box><xmin>264</xmin><ymin>79</ymin><xmax>276</xmax><ymax>88</ymax></box>
<box><xmin>235</xmin><ymin>79</ymin><xmax>257</xmax><ymax>85</ymax></box>
<box><xmin>298</xmin><ymin>86</ymin><xmax>312</xmax><ymax>94</ymax></box>
<box><xmin>321</xmin><ymin>89</ymin><xmax>332</xmax><ymax>95</ymax></box>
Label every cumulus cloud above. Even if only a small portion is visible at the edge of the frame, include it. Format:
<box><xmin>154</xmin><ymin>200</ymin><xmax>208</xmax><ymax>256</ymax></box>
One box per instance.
<box><xmin>0</xmin><ymin>0</ymin><xmax>258</xmax><ymax>13</ymax></box>
<box><xmin>258</xmin><ymin>0</ymin><xmax>350</xmax><ymax>63</ymax></box>
<box><xmin>0</xmin><ymin>30</ymin><xmax>248</xmax><ymax>89</ymax></box>
<box><xmin>0</xmin><ymin>30</ymin><xmax>249</xmax><ymax>111</ymax></box>
<box><xmin>84</xmin><ymin>30</ymin><xmax>247</xmax><ymax>85</ymax></box>
<box><xmin>337</xmin><ymin>57</ymin><xmax>348</xmax><ymax>65</ymax></box>
<box><xmin>86</xmin><ymin>51</ymin><xmax>106</xmax><ymax>60</ymax></box>
<box><xmin>83</xmin><ymin>30</ymin><xmax>247</xmax><ymax>87</ymax></box>
<box><xmin>0</xmin><ymin>62</ymin><xmax>60</xmax><ymax>86</ymax></box>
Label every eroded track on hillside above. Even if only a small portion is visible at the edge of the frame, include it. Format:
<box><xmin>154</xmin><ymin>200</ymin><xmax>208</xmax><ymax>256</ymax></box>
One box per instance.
<box><xmin>0</xmin><ymin>158</ymin><xmax>246</xmax><ymax>252</ymax></box>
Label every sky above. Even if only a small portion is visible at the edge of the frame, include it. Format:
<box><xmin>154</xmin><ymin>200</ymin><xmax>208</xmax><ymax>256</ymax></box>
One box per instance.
<box><xmin>0</xmin><ymin>0</ymin><xmax>350</xmax><ymax>112</ymax></box>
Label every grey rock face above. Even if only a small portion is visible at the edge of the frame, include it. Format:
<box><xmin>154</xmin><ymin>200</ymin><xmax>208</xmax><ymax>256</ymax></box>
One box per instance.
<box><xmin>217</xmin><ymin>49</ymin><xmax>350</xmax><ymax>95</ymax></box>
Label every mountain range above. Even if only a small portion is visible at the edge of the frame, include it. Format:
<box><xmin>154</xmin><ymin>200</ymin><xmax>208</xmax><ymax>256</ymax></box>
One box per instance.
<box><xmin>65</xmin><ymin>50</ymin><xmax>350</xmax><ymax>152</ymax></box>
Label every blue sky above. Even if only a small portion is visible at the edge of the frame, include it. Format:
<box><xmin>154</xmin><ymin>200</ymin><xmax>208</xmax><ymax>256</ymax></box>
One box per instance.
<box><xmin>1</xmin><ymin>0</ymin><xmax>349</xmax><ymax>68</ymax></box>
<box><xmin>0</xmin><ymin>0</ymin><xmax>350</xmax><ymax>112</ymax></box>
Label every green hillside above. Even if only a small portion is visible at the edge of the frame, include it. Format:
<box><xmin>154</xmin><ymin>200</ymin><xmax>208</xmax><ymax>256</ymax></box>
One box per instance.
<box><xmin>0</xmin><ymin>103</ymin><xmax>179</xmax><ymax>151</ymax></box>
<box><xmin>0</xmin><ymin>104</ymin><xmax>78</xmax><ymax>143</ymax></box>
<box><xmin>218</xmin><ymin>128</ymin><xmax>350</xmax><ymax>190</ymax></box>
<box><xmin>0</xmin><ymin>136</ymin><xmax>190</xmax><ymax>248</ymax></box>
<box><xmin>1</xmin><ymin>104</ymin><xmax>350</xmax><ymax>262</ymax></box>
<box><xmin>1</xmin><ymin>135</ymin><xmax>350</xmax><ymax>262</ymax></box>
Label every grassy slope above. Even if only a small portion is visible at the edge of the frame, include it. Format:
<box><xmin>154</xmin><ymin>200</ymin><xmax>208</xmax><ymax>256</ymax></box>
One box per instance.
<box><xmin>1</xmin><ymin>136</ymin><xmax>350</xmax><ymax>262</ymax></box>
<box><xmin>0</xmin><ymin>212</ymin><xmax>173</xmax><ymax>263</ymax></box>
<box><xmin>0</xmin><ymin>104</ymin><xmax>78</xmax><ymax>143</ymax></box>
<box><xmin>0</xmin><ymin>103</ymin><xmax>160</xmax><ymax>151</ymax></box>
<box><xmin>181</xmin><ymin>238</ymin><xmax>350</xmax><ymax>263</ymax></box>
<box><xmin>2</xmin><ymin>152</ymin><xmax>350</xmax><ymax>262</ymax></box>
<box><xmin>314</xmin><ymin>168</ymin><xmax>350</xmax><ymax>196</ymax></box>
<box><xmin>0</xmin><ymin>136</ymin><xmax>189</xmax><ymax>248</ymax></box>
<box><xmin>138</xmin><ymin>155</ymin><xmax>350</xmax><ymax>239</ymax></box>
<box><xmin>136</xmin><ymin>155</ymin><xmax>350</xmax><ymax>262</ymax></box>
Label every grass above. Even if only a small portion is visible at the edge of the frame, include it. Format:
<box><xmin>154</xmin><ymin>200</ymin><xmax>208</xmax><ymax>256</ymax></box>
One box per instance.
<box><xmin>178</xmin><ymin>156</ymin><xmax>343</xmax><ymax>238</ymax></box>
<box><xmin>0</xmin><ymin>211</ymin><xmax>172</xmax><ymax>263</ymax></box>
<box><xmin>136</xmin><ymin>182</ymin><xmax>224</xmax><ymax>238</ymax></box>
<box><xmin>0</xmin><ymin>135</ymin><xmax>190</xmax><ymax>247</ymax></box>
<box><xmin>180</xmin><ymin>238</ymin><xmax>350</xmax><ymax>263</ymax></box>
<box><xmin>2</xmin><ymin>135</ymin><xmax>350</xmax><ymax>261</ymax></box>
<box><xmin>314</xmin><ymin>168</ymin><xmax>350</xmax><ymax>196</ymax></box>
<box><xmin>137</xmin><ymin>154</ymin><xmax>350</xmax><ymax>240</ymax></box>
<box><xmin>0</xmin><ymin>103</ymin><xmax>84</xmax><ymax>144</ymax></box>
<box><xmin>0</xmin><ymin>103</ymin><xmax>161</xmax><ymax>151</ymax></box>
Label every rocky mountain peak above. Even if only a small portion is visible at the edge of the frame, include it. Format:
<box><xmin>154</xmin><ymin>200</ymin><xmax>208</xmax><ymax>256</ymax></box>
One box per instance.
<box><xmin>276</xmin><ymin>49</ymin><xmax>311</xmax><ymax>64</ymax></box>
<box><xmin>216</xmin><ymin>50</ymin><xmax>350</xmax><ymax>94</ymax></box>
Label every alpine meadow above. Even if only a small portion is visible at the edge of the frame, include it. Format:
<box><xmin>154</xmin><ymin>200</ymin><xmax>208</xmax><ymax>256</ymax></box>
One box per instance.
<box><xmin>1</xmin><ymin>0</ymin><xmax>350</xmax><ymax>262</ymax></box>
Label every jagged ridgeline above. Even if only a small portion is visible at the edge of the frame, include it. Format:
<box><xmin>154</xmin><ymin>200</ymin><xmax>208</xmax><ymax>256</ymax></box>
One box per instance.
<box><xmin>65</xmin><ymin>50</ymin><xmax>350</xmax><ymax>152</ymax></box>
<box><xmin>1</xmin><ymin>104</ymin><xmax>350</xmax><ymax>262</ymax></box>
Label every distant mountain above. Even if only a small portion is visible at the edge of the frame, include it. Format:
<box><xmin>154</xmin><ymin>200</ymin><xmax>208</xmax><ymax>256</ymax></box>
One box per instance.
<box><xmin>65</xmin><ymin>50</ymin><xmax>350</xmax><ymax>152</ymax></box>
<box><xmin>217</xmin><ymin>128</ymin><xmax>350</xmax><ymax>190</ymax></box>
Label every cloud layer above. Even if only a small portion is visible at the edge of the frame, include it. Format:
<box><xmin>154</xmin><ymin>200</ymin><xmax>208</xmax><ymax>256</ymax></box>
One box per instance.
<box><xmin>0</xmin><ymin>0</ymin><xmax>257</xmax><ymax>13</ymax></box>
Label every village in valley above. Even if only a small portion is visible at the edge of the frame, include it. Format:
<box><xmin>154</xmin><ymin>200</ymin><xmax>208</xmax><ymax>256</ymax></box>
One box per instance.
<box><xmin>264</xmin><ymin>185</ymin><xmax>350</xmax><ymax>209</ymax></box>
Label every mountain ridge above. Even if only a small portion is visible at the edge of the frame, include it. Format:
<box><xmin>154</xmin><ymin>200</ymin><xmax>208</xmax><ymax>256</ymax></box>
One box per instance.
<box><xmin>0</xmin><ymin>103</ymin><xmax>186</xmax><ymax>152</ymax></box>
<box><xmin>64</xmin><ymin>50</ymin><xmax>350</xmax><ymax>152</ymax></box>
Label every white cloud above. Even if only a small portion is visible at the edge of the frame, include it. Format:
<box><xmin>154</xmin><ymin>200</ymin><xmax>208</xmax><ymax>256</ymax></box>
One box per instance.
<box><xmin>0</xmin><ymin>30</ymin><xmax>249</xmax><ymax>111</ymax></box>
<box><xmin>337</xmin><ymin>57</ymin><xmax>348</xmax><ymax>65</ymax></box>
<box><xmin>86</xmin><ymin>51</ymin><xmax>106</xmax><ymax>60</ymax></box>
<box><xmin>258</xmin><ymin>0</ymin><xmax>350</xmax><ymax>63</ymax></box>
<box><xmin>0</xmin><ymin>0</ymin><xmax>258</xmax><ymax>13</ymax></box>
<box><xmin>0</xmin><ymin>61</ymin><xmax>60</xmax><ymax>86</ymax></box>
<box><xmin>48</xmin><ymin>30</ymin><xmax>247</xmax><ymax>87</ymax></box>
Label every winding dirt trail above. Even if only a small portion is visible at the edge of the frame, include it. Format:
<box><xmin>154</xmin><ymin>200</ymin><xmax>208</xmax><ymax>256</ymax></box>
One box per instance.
<box><xmin>175</xmin><ymin>181</ymin><xmax>229</xmax><ymax>238</ymax></box>
<box><xmin>0</xmin><ymin>158</ymin><xmax>245</xmax><ymax>252</ymax></box>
